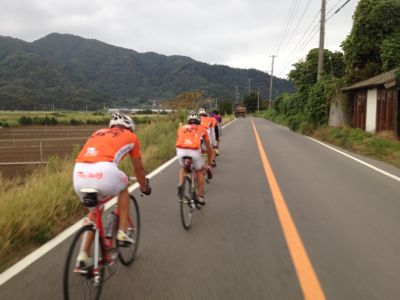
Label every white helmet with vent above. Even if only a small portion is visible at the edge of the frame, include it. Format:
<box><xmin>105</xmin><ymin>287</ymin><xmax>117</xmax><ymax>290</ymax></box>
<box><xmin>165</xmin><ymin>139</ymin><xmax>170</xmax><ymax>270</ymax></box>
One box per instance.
<box><xmin>187</xmin><ymin>111</ymin><xmax>201</xmax><ymax>125</ymax></box>
<box><xmin>198</xmin><ymin>108</ymin><xmax>207</xmax><ymax>116</ymax></box>
<box><xmin>109</xmin><ymin>112</ymin><xmax>135</xmax><ymax>131</ymax></box>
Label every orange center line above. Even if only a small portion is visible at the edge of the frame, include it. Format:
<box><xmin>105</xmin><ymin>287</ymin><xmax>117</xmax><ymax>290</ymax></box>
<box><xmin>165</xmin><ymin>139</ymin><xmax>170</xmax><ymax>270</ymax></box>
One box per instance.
<box><xmin>252</xmin><ymin>121</ymin><xmax>326</xmax><ymax>300</ymax></box>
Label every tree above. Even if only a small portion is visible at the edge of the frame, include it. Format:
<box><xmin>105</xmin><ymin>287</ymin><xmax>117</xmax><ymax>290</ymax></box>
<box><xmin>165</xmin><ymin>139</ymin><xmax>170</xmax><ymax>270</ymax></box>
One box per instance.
<box><xmin>288</xmin><ymin>48</ymin><xmax>345</xmax><ymax>90</ymax></box>
<box><xmin>341</xmin><ymin>0</ymin><xmax>400</xmax><ymax>83</ymax></box>
<box><xmin>380</xmin><ymin>31</ymin><xmax>400</xmax><ymax>71</ymax></box>
<box><xmin>220</xmin><ymin>99</ymin><xmax>232</xmax><ymax>115</ymax></box>
<box><xmin>243</xmin><ymin>92</ymin><xmax>258</xmax><ymax>113</ymax></box>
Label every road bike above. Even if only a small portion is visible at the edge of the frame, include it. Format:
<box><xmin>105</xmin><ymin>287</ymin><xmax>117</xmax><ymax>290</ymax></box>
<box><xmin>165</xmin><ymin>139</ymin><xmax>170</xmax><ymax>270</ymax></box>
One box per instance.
<box><xmin>63</xmin><ymin>182</ymin><xmax>142</xmax><ymax>300</ymax></box>
<box><xmin>178</xmin><ymin>156</ymin><xmax>206</xmax><ymax>230</ymax></box>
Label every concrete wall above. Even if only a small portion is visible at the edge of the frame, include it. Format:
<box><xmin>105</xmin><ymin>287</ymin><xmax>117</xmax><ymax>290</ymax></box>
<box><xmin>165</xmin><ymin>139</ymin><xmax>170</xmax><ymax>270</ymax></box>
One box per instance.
<box><xmin>329</xmin><ymin>93</ymin><xmax>346</xmax><ymax>127</ymax></box>
<box><xmin>365</xmin><ymin>88</ymin><xmax>377</xmax><ymax>133</ymax></box>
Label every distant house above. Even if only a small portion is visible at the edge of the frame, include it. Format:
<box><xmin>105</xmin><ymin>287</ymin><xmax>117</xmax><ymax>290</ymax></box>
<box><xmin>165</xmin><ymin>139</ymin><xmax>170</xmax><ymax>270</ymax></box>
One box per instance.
<box><xmin>341</xmin><ymin>69</ymin><xmax>400</xmax><ymax>137</ymax></box>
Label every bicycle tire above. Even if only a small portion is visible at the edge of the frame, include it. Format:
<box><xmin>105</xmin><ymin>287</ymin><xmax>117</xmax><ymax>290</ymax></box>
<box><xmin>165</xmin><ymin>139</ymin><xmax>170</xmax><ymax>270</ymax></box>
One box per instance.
<box><xmin>63</xmin><ymin>224</ymin><xmax>104</xmax><ymax>300</ymax></box>
<box><xmin>180</xmin><ymin>175</ymin><xmax>194</xmax><ymax>230</ymax></box>
<box><xmin>118</xmin><ymin>195</ymin><xmax>140</xmax><ymax>266</ymax></box>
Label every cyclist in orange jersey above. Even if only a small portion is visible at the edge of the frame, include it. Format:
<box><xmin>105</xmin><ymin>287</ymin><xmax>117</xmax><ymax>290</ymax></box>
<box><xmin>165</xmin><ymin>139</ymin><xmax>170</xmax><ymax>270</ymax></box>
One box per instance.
<box><xmin>176</xmin><ymin>111</ymin><xmax>214</xmax><ymax>205</ymax></box>
<box><xmin>199</xmin><ymin>108</ymin><xmax>218</xmax><ymax>166</ymax></box>
<box><xmin>73</xmin><ymin>112</ymin><xmax>151</xmax><ymax>264</ymax></box>
<box><xmin>210</xmin><ymin>111</ymin><xmax>221</xmax><ymax>156</ymax></box>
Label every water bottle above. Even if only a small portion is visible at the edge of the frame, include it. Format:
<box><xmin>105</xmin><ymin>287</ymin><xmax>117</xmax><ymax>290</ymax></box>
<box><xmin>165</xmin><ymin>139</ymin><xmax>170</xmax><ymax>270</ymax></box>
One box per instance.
<box><xmin>105</xmin><ymin>212</ymin><xmax>116</xmax><ymax>239</ymax></box>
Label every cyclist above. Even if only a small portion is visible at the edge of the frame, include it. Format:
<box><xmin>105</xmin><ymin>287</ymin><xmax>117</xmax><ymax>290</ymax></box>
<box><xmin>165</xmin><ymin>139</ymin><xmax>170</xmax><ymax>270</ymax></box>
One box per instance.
<box><xmin>73</xmin><ymin>112</ymin><xmax>151</xmax><ymax>264</ymax></box>
<box><xmin>199</xmin><ymin>108</ymin><xmax>218</xmax><ymax>166</ymax></box>
<box><xmin>210</xmin><ymin>111</ymin><xmax>221</xmax><ymax>156</ymax></box>
<box><xmin>176</xmin><ymin>111</ymin><xmax>214</xmax><ymax>205</ymax></box>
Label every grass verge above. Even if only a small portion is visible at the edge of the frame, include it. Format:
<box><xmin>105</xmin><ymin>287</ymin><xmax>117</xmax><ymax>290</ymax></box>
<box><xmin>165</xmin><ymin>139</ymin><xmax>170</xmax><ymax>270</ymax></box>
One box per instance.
<box><xmin>258</xmin><ymin>110</ymin><xmax>400</xmax><ymax>169</ymax></box>
<box><xmin>311</xmin><ymin>127</ymin><xmax>400</xmax><ymax>168</ymax></box>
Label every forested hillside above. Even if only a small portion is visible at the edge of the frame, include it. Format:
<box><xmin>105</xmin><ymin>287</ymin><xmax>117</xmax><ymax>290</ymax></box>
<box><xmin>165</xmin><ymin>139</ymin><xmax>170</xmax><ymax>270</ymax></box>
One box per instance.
<box><xmin>0</xmin><ymin>33</ymin><xmax>295</xmax><ymax>110</ymax></box>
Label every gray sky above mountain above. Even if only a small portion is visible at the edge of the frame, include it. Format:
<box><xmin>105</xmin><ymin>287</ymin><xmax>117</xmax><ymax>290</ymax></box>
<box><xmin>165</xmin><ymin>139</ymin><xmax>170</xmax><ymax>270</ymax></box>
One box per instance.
<box><xmin>1</xmin><ymin>0</ymin><xmax>358</xmax><ymax>79</ymax></box>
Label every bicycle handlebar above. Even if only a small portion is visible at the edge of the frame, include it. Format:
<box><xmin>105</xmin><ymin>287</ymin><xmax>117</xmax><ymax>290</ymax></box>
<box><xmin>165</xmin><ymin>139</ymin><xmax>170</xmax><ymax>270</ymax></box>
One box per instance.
<box><xmin>128</xmin><ymin>176</ymin><xmax>151</xmax><ymax>196</ymax></box>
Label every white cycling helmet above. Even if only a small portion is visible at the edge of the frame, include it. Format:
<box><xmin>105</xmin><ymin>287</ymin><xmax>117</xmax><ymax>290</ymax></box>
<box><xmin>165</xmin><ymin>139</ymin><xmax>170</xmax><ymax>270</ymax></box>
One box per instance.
<box><xmin>109</xmin><ymin>112</ymin><xmax>135</xmax><ymax>131</ymax></box>
<box><xmin>187</xmin><ymin>111</ymin><xmax>201</xmax><ymax>125</ymax></box>
<box><xmin>198</xmin><ymin>108</ymin><xmax>207</xmax><ymax>116</ymax></box>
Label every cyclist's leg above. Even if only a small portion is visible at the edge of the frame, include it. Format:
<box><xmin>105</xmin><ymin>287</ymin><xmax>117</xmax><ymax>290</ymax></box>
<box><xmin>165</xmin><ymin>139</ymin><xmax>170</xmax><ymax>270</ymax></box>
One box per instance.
<box><xmin>176</xmin><ymin>148</ymin><xmax>187</xmax><ymax>186</ymax></box>
<box><xmin>73</xmin><ymin>163</ymin><xmax>99</xmax><ymax>259</ymax></box>
<box><xmin>117</xmin><ymin>188</ymin><xmax>130</xmax><ymax>232</ymax></box>
<box><xmin>191</xmin><ymin>150</ymin><xmax>206</xmax><ymax>201</ymax></box>
<box><xmin>196</xmin><ymin>169</ymin><xmax>205</xmax><ymax>198</ymax></box>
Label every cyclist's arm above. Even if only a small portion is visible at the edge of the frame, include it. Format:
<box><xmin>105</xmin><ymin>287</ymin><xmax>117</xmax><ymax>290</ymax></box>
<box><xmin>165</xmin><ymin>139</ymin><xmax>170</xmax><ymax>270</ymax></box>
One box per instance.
<box><xmin>132</xmin><ymin>156</ymin><xmax>147</xmax><ymax>192</ymax></box>
<box><xmin>204</xmin><ymin>138</ymin><xmax>214</xmax><ymax>165</ymax></box>
<box><xmin>214</xmin><ymin>124</ymin><xmax>219</xmax><ymax>142</ymax></box>
<box><xmin>129</xmin><ymin>134</ymin><xmax>148</xmax><ymax>192</ymax></box>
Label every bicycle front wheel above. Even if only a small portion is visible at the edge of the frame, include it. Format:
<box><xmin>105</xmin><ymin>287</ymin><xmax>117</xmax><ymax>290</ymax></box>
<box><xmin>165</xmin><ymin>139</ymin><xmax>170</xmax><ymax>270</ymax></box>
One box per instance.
<box><xmin>63</xmin><ymin>224</ymin><xmax>104</xmax><ymax>300</ymax></box>
<box><xmin>118</xmin><ymin>194</ymin><xmax>140</xmax><ymax>266</ymax></box>
<box><xmin>180</xmin><ymin>175</ymin><xmax>194</xmax><ymax>230</ymax></box>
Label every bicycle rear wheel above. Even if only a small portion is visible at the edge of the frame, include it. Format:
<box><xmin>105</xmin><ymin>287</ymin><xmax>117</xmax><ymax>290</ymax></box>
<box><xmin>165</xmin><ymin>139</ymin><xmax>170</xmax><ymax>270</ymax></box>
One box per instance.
<box><xmin>179</xmin><ymin>175</ymin><xmax>194</xmax><ymax>230</ymax></box>
<box><xmin>63</xmin><ymin>224</ymin><xmax>104</xmax><ymax>300</ymax></box>
<box><xmin>118</xmin><ymin>194</ymin><xmax>140</xmax><ymax>266</ymax></box>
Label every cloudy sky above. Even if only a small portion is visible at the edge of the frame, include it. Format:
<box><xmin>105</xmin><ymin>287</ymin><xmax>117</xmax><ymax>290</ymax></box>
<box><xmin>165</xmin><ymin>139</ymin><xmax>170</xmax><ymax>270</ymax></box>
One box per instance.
<box><xmin>1</xmin><ymin>0</ymin><xmax>358</xmax><ymax>79</ymax></box>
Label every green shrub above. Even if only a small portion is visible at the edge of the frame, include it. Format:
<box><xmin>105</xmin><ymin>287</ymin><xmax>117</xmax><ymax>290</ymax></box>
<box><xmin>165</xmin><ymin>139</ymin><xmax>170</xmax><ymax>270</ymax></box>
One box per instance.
<box><xmin>31</xmin><ymin>116</ymin><xmax>58</xmax><ymax>125</ymax></box>
<box><xmin>299</xmin><ymin>122</ymin><xmax>315</xmax><ymax>135</ymax></box>
<box><xmin>287</xmin><ymin>114</ymin><xmax>304</xmax><ymax>131</ymax></box>
<box><xmin>0</xmin><ymin>121</ymin><xmax>10</xmax><ymax>128</ymax></box>
<box><xmin>19</xmin><ymin>116</ymin><xmax>33</xmax><ymax>125</ymax></box>
<box><xmin>70</xmin><ymin>118</ymin><xmax>84</xmax><ymax>125</ymax></box>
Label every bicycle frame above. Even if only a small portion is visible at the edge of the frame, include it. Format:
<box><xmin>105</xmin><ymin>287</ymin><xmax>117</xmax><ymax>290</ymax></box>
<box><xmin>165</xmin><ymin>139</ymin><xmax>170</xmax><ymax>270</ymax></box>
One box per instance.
<box><xmin>79</xmin><ymin>195</ymin><xmax>121</xmax><ymax>276</ymax></box>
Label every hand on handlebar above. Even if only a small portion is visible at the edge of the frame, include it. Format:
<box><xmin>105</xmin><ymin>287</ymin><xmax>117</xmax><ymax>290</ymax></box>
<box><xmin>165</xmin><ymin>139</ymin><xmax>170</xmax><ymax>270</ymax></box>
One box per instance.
<box><xmin>141</xmin><ymin>178</ymin><xmax>152</xmax><ymax>196</ymax></box>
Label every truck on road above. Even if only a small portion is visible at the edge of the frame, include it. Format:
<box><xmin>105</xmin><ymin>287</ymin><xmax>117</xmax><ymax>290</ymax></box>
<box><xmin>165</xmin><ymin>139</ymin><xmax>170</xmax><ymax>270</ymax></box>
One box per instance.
<box><xmin>234</xmin><ymin>104</ymin><xmax>247</xmax><ymax>118</ymax></box>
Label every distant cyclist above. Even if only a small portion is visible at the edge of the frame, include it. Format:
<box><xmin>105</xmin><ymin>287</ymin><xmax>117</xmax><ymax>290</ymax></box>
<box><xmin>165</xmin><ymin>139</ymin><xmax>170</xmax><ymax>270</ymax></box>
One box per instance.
<box><xmin>210</xmin><ymin>111</ymin><xmax>221</xmax><ymax>155</ymax></box>
<box><xmin>199</xmin><ymin>108</ymin><xmax>218</xmax><ymax>165</ymax></box>
<box><xmin>73</xmin><ymin>112</ymin><xmax>151</xmax><ymax>264</ymax></box>
<box><xmin>176</xmin><ymin>111</ymin><xmax>214</xmax><ymax>205</ymax></box>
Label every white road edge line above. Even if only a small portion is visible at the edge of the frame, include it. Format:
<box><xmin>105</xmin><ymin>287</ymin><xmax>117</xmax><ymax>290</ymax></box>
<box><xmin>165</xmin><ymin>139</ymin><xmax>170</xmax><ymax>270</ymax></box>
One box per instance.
<box><xmin>307</xmin><ymin>137</ymin><xmax>400</xmax><ymax>183</ymax></box>
<box><xmin>0</xmin><ymin>117</ymin><xmax>237</xmax><ymax>286</ymax></box>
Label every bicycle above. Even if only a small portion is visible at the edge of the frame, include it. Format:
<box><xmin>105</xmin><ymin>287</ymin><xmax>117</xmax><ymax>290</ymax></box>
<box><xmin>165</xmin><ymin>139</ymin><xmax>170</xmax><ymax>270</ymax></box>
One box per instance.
<box><xmin>178</xmin><ymin>156</ymin><xmax>206</xmax><ymax>230</ymax></box>
<box><xmin>63</xmin><ymin>180</ymin><xmax>144</xmax><ymax>300</ymax></box>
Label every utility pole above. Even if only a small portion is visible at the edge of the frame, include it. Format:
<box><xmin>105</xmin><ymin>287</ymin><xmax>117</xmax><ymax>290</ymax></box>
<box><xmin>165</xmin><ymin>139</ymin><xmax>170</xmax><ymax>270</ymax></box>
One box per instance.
<box><xmin>248</xmin><ymin>79</ymin><xmax>252</xmax><ymax>94</ymax></box>
<box><xmin>257</xmin><ymin>88</ymin><xmax>260</xmax><ymax>111</ymax></box>
<box><xmin>269</xmin><ymin>55</ymin><xmax>277</xmax><ymax>109</ymax></box>
<box><xmin>317</xmin><ymin>0</ymin><xmax>326</xmax><ymax>81</ymax></box>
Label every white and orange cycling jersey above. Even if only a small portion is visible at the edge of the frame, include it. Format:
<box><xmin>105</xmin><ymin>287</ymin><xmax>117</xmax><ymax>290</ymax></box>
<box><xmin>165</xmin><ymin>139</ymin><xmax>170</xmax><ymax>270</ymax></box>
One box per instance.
<box><xmin>176</xmin><ymin>124</ymin><xmax>210</xmax><ymax>170</ymax></box>
<box><xmin>76</xmin><ymin>127</ymin><xmax>141</xmax><ymax>164</ymax></box>
<box><xmin>200</xmin><ymin>116</ymin><xmax>217</xmax><ymax>147</ymax></box>
<box><xmin>176</xmin><ymin>124</ymin><xmax>209</xmax><ymax>150</ymax></box>
<box><xmin>74</xmin><ymin>127</ymin><xmax>141</xmax><ymax>204</ymax></box>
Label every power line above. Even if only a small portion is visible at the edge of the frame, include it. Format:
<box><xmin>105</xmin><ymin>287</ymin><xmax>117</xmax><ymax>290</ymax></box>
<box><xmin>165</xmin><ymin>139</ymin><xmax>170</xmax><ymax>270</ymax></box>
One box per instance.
<box><xmin>279</xmin><ymin>0</ymin><xmax>314</xmax><ymax>53</ymax></box>
<box><xmin>275</xmin><ymin>0</ymin><xmax>352</xmax><ymax>77</ymax></box>
<box><xmin>276</xmin><ymin>9</ymin><xmax>321</xmax><ymax>76</ymax></box>
<box><xmin>273</xmin><ymin>0</ymin><xmax>302</xmax><ymax>54</ymax></box>
<box><xmin>327</xmin><ymin>0</ymin><xmax>351</xmax><ymax>21</ymax></box>
<box><xmin>272</xmin><ymin>0</ymin><xmax>297</xmax><ymax>53</ymax></box>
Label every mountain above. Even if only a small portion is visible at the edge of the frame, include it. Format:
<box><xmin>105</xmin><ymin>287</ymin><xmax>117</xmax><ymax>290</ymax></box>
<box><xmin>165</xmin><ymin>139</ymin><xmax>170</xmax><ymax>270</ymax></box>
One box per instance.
<box><xmin>0</xmin><ymin>33</ymin><xmax>295</xmax><ymax>110</ymax></box>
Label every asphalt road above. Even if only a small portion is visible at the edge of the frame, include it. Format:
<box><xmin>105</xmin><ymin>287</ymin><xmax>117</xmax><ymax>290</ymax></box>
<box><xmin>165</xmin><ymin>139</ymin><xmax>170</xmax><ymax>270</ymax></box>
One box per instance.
<box><xmin>1</xmin><ymin>117</ymin><xmax>400</xmax><ymax>299</ymax></box>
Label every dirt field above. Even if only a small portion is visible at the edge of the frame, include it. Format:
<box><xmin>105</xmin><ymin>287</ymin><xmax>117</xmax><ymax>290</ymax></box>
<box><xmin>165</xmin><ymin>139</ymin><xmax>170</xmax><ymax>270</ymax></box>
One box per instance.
<box><xmin>0</xmin><ymin>125</ymin><xmax>103</xmax><ymax>178</ymax></box>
